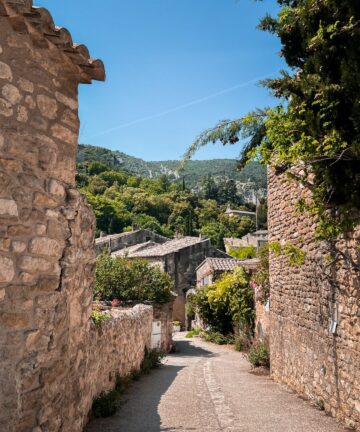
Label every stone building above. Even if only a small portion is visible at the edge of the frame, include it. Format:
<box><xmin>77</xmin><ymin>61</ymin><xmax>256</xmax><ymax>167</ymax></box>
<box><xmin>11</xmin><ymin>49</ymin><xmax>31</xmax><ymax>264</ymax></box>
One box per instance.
<box><xmin>196</xmin><ymin>257</ymin><xmax>260</xmax><ymax>287</ymax></box>
<box><xmin>95</xmin><ymin>228</ymin><xmax>168</xmax><ymax>255</ymax></box>
<box><xmin>113</xmin><ymin>236</ymin><xmax>228</xmax><ymax>325</ymax></box>
<box><xmin>224</xmin><ymin>230</ymin><xmax>268</xmax><ymax>252</ymax></box>
<box><xmin>0</xmin><ymin>3</ymin><xmax>154</xmax><ymax>431</ymax></box>
<box><xmin>268</xmin><ymin>169</ymin><xmax>360</xmax><ymax>429</ymax></box>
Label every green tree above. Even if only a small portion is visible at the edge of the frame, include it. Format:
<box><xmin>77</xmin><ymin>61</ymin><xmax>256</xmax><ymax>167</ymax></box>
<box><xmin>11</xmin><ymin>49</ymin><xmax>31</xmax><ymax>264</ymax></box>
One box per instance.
<box><xmin>192</xmin><ymin>268</ymin><xmax>254</xmax><ymax>335</ymax></box>
<box><xmin>95</xmin><ymin>255</ymin><xmax>174</xmax><ymax>304</ymax></box>
<box><xmin>199</xmin><ymin>222</ymin><xmax>229</xmax><ymax>250</ymax></box>
<box><xmin>185</xmin><ymin>0</ymin><xmax>360</xmax><ymax>240</ymax></box>
<box><xmin>89</xmin><ymin>176</ymin><xmax>108</xmax><ymax>195</ymax></box>
<box><xmin>88</xmin><ymin>161</ymin><xmax>110</xmax><ymax>176</ymax></box>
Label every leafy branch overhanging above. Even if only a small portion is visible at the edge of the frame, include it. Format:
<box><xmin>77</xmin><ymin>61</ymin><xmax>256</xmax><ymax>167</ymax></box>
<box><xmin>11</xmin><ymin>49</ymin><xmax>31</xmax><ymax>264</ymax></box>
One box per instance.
<box><xmin>184</xmin><ymin>0</ymin><xmax>360</xmax><ymax>244</ymax></box>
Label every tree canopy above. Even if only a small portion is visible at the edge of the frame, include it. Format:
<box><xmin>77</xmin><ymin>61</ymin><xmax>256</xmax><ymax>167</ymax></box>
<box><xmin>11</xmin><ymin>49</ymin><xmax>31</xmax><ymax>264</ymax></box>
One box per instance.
<box><xmin>186</xmin><ymin>0</ymin><xmax>360</xmax><ymax>240</ymax></box>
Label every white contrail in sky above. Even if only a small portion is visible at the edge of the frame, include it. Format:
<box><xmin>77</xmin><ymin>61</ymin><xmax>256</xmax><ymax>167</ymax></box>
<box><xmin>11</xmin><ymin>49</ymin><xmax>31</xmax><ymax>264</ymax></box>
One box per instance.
<box><xmin>83</xmin><ymin>72</ymin><xmax>276</xmax><ymax>141</ymax></box>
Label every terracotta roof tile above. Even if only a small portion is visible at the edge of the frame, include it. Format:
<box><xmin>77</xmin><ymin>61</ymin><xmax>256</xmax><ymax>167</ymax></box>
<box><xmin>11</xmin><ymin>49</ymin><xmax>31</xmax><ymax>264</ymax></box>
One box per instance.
<box><xmin>197</xmin><ymin>257</ymin><xmax>260</xmax><ymax>272</ymax></box>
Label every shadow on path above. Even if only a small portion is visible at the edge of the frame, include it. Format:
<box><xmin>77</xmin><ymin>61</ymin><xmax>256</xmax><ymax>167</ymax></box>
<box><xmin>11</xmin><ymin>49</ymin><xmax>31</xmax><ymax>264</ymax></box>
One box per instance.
<box><xmin>85</xmin><ymin>339</ymin><xmax>215</xmax><ymax>432</ymax></box>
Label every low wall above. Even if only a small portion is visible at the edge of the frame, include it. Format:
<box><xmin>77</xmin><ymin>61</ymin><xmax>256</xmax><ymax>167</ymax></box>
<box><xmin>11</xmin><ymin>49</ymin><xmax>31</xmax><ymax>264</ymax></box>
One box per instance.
<box><xmin>72</xmin><ymin>305</ymin><xmax>153</xmax><ymax>431</ymax></box>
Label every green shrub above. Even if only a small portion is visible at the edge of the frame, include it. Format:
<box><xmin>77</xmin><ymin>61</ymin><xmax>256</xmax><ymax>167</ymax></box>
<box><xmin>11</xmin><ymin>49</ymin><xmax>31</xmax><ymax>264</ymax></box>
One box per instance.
<box><xmin>186</xmin><ymin>328</ymin><xmax>201</xmax><ymax>338</ymax></box>
<box><xmin>95</xmin><ymin>255</ymin><xmax>174</xmax><ymax>304</ymax></box>
<box><xmin>248</xmin><ymin>343</ymin><xmax>270</xmax><ymax>368</ymax></box>
<box><xmin>140</xmin><ymin>348</ymin><xmax>165</xmax><ymax>374</ymax></box>
<box><xmin>234</xmin><ymin>335</ymin><xmax>252</xmax><ymax>352</ymax></box>
<box><xmin>191</xmin><ymin>267</ymin><xmax>254</xmax><ymax>335</ymax></box>
<box><xmin>202</xmin><ymin>330</ymin><xmax>233</xmax><ymax>345</ymax></box>
<box><xmin>92</xmin><ymin>390</ymin><xmax>119</xmax><ymax>418</ymax></box>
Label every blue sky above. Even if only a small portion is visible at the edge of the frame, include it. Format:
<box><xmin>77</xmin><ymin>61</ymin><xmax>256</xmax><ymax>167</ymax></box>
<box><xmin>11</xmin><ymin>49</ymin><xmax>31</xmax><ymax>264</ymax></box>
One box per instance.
<box><xmin>36</xmin><ymin>0</ymin><xmax>284</xmax><ymax>161</ymax></box>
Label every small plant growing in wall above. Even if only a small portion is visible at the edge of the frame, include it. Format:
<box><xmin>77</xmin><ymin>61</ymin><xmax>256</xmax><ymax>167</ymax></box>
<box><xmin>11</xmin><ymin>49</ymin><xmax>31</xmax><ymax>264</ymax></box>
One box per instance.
<box><xmin>91</xmin><ymin>310</ymin><xmax>110</xmax><ymax>328</ymax></box>
<box><xmin>269</xmin><ymin>241</ymin><xmax>306</xmax><ymax>267</ymax></box>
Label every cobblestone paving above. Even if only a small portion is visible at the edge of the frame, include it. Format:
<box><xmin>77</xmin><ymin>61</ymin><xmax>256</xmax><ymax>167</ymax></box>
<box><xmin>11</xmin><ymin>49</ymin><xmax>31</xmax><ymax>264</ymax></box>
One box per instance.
<box><xmin>86</xmin><ymin>334</ymin><xmax>348</xmax><ymax>432</ymax></box>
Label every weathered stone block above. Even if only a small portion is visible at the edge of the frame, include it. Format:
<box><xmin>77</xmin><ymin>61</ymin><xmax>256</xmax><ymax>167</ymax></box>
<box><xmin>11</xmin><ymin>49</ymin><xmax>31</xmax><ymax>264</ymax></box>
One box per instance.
<box><xmin>48</xmin><ymin>179</ymin><xmax>65</xmax><ymax>199</ymax></box>
<box><xmin>51</xmin><ymin>123</ymin><xmax>77</xmax><ymax>145</ymax></box>
<box><xmin>36</xmin><ymin>94</ymin><xmax>58</xmax><ymax>119</ymax></box>
<box><xmin>12</xmin><ymin>241</ymin><xmax>26</xmax><ymax>254</ymax></box>
<box><xmin>0</xmin><ymin>312</ymin><xmax>32</xmax><ymax>329</ymax></box>
<box><xmin>0</xmin><ymin>255</ymin><xmax>15</xmax><ymax>283</ymax></box>
<box><xmin>2</xmin><ymin>84</ymin><xmax>21</xmax><ymax>105</ymax></box>
<box><xmin>33</xmin><ymin>192</ymin><xmax>58</xmax><ymax>209</ymax></box>
<box><xmin>19</xmin><ymin>256</ymin><xmax>52</xmax><ymax>273</ymax></box>
<box><xmin>0</xmin><ymin>62</ymin><xmax>12</xmax><ymax>81</ymax></box>
<box><xmin>55</xmin><ymin>91</ymin><xmax>78</xmax><ymax>110</ymax></box>
<box><xmin>17</xmin><ymin>78</ymin><xmax>34</xmax><ymax>94</ymax></box>
<box><xmin>29</xmin><ymin>237</ymin><xmax>62</xmax><ymax>258</ymax></box>
<box><xmin>0</xmin><ymin>98</ymin><xmax>13</xmax><ymax>117</ymax></box>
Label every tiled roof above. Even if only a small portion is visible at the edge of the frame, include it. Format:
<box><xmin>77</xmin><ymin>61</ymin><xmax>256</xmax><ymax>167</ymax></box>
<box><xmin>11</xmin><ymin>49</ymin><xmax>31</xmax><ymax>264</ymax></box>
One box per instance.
<box><xmin>95</xmin><ymin>231</ymin><xmax>140</xmax><ymax>245</ymax></box>
<box><xmin>197</xmin><ymin>257</ymin><xmax>260</xmax><ymax>272</ymax></box>
<box><xmin>111</xmin><ymin>241</ymin><xmax>158</xmax><ymax>258</ymax></box>
<box><xmin>128</xmin><ymin>237</ymin><xmax>209</xmax><ymax>258</ymax></box>
<box><xmin>1</xmin><ymin>0</ymin><xmax>105</xmax><ymax>83</ymax></box>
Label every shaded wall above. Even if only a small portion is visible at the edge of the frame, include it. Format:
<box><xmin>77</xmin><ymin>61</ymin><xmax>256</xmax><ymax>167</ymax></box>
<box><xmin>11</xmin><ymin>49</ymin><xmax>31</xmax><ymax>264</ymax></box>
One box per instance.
<box><xmin>268</xmin><ymin>169</ymin><xmax>360</xmax><ymax>429</ymax></box>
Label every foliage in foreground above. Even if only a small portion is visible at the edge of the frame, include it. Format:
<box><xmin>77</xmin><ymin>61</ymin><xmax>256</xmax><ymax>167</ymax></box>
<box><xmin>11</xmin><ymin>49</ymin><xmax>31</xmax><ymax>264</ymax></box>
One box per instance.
<box><xmin>95</xmin><ymin>255</ymin><xmax>174</xmax><ymax>304</ymax></box>
<box><xmin>91</xmin><ymin>348</ymin><xmax>164</xmax><ymax>418</ymax></box>
<box><xmin>185</xmin><ymin>0</ymin><xmax>360</xmax><ymax>243</ymax></box>
<box><xmin>190</xmin><ymin>267</ymin><xmax>254</xmax><ymax>335</ymax></box>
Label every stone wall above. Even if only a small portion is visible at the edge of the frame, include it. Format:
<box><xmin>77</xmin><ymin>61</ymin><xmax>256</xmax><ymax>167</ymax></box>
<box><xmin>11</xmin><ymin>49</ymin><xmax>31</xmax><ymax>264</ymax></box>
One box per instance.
<box><xmin>0</xmin><ymin>6</ymin><xmax>154</xmax><ymax>432</ymax></box>
<box><xmin>72</xmin><ymin>305</ymin><xmax>152</xmax><ymax>431</ymax></box>
<box><xmin>268</xmin><ymin>169</ymin><xmax>360</xmax><ymax>429</ymax></box>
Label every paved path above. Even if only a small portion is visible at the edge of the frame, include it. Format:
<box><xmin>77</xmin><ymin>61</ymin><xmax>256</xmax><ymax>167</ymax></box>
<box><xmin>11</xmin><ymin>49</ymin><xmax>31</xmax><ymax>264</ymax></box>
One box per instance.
<box><xmin>86</xmin><ymin>334</ymin><xmax>347</xmax><ymax>432</ymax></box>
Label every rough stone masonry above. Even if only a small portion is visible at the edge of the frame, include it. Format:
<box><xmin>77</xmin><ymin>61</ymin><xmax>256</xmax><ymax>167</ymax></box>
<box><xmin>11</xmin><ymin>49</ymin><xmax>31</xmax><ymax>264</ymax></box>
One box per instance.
<box><xmin>268</xmin><ymin>168</ymin><xmax>360</xmax><ymax>429</ymax></box>
<box><xmin>0</xmin><ymin>2</ymin><xmax>154</xmax><ymax>432</ymax></box>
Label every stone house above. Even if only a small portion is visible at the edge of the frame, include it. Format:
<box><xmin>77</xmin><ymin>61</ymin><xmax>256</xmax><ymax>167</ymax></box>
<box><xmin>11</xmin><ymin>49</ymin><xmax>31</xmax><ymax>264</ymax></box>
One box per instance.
<box><xmin>268</xmin><ymin>168</ymin><xmax>360</xmax><ymax>429</ymax></box>
<box><xmin>113</xmin><ymin>236</ymin><xmax>228</xmax><ymax>325</ymax></box>
<box><xmin>95</xmin><ymin>228</ymin><xmax>168</xmax><ymax>255</ymax></box>
<box><xmin>224</xmin><ymin>230</ymin><xmax>268</xmax><ymax>252</ymax></box>
<box><xmin>196</xmin><ymin>257</ymin><xmax>260</xmax><ymax>288</ymax></box>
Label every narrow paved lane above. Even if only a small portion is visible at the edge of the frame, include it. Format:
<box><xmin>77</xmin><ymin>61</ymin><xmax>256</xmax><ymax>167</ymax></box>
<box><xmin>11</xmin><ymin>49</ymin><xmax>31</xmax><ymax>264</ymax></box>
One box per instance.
<box><xmin>86</xmin><ymin>334</ymin><xmax>347</xmax><ymax>432</ymax></box>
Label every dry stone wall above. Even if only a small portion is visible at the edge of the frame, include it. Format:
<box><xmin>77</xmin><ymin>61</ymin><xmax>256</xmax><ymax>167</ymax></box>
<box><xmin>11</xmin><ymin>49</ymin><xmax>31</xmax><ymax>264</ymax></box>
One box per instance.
<box><xmin>71</xmin><ymin>305</ymin><xmax>153</xmax><ymax>432</ymax></box>
<box><xmin>0</xmin><ymin>9</ymin><xmax>152</xmax><ymax>432</ymax></box>
<box><xmin>268</xmin><ymin>168</ymin><xmax>360</xmax><ymax>429</ymax></box>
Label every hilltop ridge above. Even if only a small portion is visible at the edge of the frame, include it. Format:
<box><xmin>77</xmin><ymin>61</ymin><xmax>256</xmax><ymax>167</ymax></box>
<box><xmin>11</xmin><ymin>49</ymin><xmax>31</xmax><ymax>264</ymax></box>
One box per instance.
<box><xmin>77</xmin><ymin>144</ymin><xmax>267</xmax><ymax>190</ymax></box>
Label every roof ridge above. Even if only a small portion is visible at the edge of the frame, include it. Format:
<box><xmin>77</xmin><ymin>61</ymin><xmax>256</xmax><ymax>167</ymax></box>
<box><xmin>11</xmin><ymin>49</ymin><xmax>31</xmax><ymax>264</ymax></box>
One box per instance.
<box><xmin>0</xmin><ymin>0</ymin><xmax>105</xmax><ymax>83</ymax></box>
